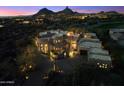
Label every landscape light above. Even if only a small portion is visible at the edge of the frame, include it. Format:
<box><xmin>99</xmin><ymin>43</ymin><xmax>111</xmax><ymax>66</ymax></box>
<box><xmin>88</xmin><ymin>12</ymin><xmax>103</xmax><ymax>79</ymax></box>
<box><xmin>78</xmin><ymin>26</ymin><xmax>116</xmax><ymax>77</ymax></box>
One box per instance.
<box><xmin>29</xmin><ymin>65</ymin><xmax>32</xmax><ymax>69</ymax></box>
<box><xmin>25</xmin><ymin>76</ymin><xmax>29</xmax><ymax>80</ymax></box>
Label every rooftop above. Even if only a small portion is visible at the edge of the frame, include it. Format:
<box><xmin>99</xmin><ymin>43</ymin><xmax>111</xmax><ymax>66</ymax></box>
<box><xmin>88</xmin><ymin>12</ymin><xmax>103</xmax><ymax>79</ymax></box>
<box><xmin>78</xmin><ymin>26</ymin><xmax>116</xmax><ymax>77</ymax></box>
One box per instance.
<box><xmin>78</xmin><ymin>38</ymin><xmax>100</xmax><ymax>44</ymax></box>
<box><xmin>88</xmin><ymin>48</ymin><xmax>109</xmax><ymax>55</ymax></box>
<box><xmin>79</xmin><ymin>41</ymin><xmax>102</xmax><ymax>49</ymax></box>
<box><xmin>40</xmin><ymin>32</ymin><xmax>56</xmax><ymax>39</ymax></box>
<box><xmin>39</xmin><ymin>30</ymin><xmax>67</xmax><ymax>39</ymax></box>
<box><xmin>84</xmin><ymin>33</ymin><xmax>97</xmax><ymax>37</ymax></box>
<box><xmin>88</xmin><ymin>53</ymin><xmax>112</xmax><ymax>61</ymax></box>
<box><xmin>110</xmin><ymin>29</ymin><xmax>124</xmax><ymax>33</ymax></box>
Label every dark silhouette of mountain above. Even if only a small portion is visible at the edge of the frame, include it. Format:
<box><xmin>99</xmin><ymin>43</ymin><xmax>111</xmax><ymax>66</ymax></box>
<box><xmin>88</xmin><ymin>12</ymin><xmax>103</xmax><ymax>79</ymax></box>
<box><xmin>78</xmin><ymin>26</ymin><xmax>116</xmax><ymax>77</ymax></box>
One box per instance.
<box><xmin>35</xmin><ymin>8</ymin><xmax>54</xmax><ymax>15</ymax></box>
<box><xmin>57</xmin><ymin>6</ymin><xmax>74</xmax><ymax>14</ymax></box>
<box><xmin>106</xmin><ymin>11</ymin><xmax>118</xmax><ymax>14</ymax></box>
<box><xmin>98</xmin><ymin>11</ymin><xmax>120</xmax><ymax>15</ymax></box>
<box><xmin>34</xmin><ymin>7</ymin><xmax>76</xmax><ymax>16</ymax></box>
<box><xmin>34</xmin><ymin>7</ymin><xmax>122</xmax><ymax>17</ymax></box>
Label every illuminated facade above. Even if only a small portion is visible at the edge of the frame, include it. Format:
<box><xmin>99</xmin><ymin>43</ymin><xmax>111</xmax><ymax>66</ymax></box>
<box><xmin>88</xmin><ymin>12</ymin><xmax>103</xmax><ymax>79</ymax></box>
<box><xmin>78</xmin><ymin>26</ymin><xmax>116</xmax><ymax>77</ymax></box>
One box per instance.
<box><xmin>49</xmin><ymin>36</ymin><xmax>69</xmax><ymax>59</ymax></box>
<box><xmin>35</xmin><ymin>30</ymin><xmax>80</xmax><ymax>59</ymax></box>
<box><xmin>36</xmin><ymin>30</ymin><xmax>112</xmax><ymax>69</ymax></box>
<box><xmin>66</xmin><ymin>31</ymin><xmax>79</xmax><ymax>58</ymax></box>
<box><xmin>35</xmin><ymin>30</ymin><xmax>69</xmax><ymax>59</ymax></box>
<box><xmin>35</xmin><ymin>38</ymin><xmax>50</xmax><ymax>54</ymax></box>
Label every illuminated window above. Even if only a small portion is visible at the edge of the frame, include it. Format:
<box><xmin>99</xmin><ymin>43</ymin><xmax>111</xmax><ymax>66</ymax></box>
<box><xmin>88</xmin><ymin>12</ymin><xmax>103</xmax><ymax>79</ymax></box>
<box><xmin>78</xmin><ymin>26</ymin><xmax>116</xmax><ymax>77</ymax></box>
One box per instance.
<box><xmin>105</xmin><ymin>64</ymin><xmax>107</xmax><ymax>68</ymax></box>
<box><xmin>72</xmin><ymin>43</ymin><xmax>77</xmax><ymax>49</ymax></box>
<box><xmin>67</xmin><ymin>32</ymin><xmax>74</xmax><ymax>36</ymax></box>
<box><xmin>97</xmin><ymin>63</ymin><xmax>100</xmax><ymax>65</ymax></box>
<box><xmin>58</xmin><ymin>40</ymin><xmax>60</xmax><ymax>42</ymax></box>
<box><xmin>105</xmin><ymin>66</ymin><xmax>107</xmax><ymax>69</ymax></box>
<box><xmin>102</xmin><ymin>66</ymin><xmax>104</xmax><ymax>68</ymax></box>
<box><xmin>44</xmin><ymin>44</ymin><xmax>48</xmax><ymax>53</ymax></box>
<box><xmin>35</xmin><ymin>41</ymin><xmax>38</xmax><ymax>46</ymax></box>
<box><xmin>69</xmin><ymin>51</ymin><xmax>74</xmax><ymax>58</ymax></box>
<box><xmin>84</xmin><ymin>35</ymin><xmax>87</xmax><ymax>38</ymax></box>
<box><xmin>67</xmin><ymin>33</ymin><xmax>71</xmax><ymax>36</ymax></box>
<box><xmin>45</xmin><ymin>44</ymin><xmax>48</xmax><ymax>47</ymax></box>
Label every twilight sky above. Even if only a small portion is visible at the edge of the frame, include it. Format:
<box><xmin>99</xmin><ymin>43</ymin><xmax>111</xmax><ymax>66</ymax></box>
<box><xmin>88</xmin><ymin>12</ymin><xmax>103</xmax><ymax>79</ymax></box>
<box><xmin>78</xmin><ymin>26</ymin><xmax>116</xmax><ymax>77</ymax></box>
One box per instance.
<box><xmin>0</xmin><ymin>6</ymin><xmax>124</xmax><ymax>16</ymax></box>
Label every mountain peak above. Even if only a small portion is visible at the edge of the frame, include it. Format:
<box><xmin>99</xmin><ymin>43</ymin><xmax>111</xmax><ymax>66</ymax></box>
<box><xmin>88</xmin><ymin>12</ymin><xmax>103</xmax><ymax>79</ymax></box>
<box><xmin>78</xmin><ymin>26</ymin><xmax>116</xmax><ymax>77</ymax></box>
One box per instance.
<box><xmin>65</xmin><ymin>6</ymin><xmax>69</xmax><ymax>10</ymax></box>
<box><xmin>58</xmin><ymin>6</ymin><xmax>74</xmax><ymax>14</ymax></box>
<box><xmin>36</xmin><ymin>8</ymin><xmax>54</xmax><ymax>15</ymax></box>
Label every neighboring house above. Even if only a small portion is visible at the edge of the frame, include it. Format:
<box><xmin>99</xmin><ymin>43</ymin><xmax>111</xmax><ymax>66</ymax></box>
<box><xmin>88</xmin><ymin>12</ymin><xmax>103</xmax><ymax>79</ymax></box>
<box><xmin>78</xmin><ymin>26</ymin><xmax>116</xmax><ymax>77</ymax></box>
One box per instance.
<box><xmin>78</xmin><ymin>38</ymin><xmax>100</xmax><ymax>44</ymax></box>
<box><xmin>109</xmin><ymin>29</ymin><xmax>124</xmax><ymax>46</ymax></box>
<box><xmin>78</xmin><ymin>41</ymin><xmax>102</xmax><ymax>54</ymax></box>
<box><xmin>87</xmin><ymin>48</ymin><xmax>112</xmax><ymax>69</ymax></box>
<box><xmin>78</xmin><ymin>32</ymin><xmax>112</xmax><ymax>69</ymax></box>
